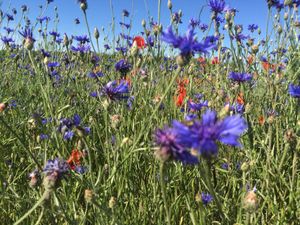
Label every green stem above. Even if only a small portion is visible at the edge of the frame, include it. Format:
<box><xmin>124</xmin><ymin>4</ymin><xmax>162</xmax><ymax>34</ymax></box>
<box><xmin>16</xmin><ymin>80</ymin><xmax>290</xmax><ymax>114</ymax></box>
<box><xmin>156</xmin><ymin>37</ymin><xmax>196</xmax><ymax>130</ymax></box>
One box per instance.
<box><xmin>160</xmin><ymin>162</ymin><xmax>171</xmax><ymax>225</ymax></box>
<box><xmin>83</xmin><ymin>11</ymin><xmax>97</xmax><ymax>53</ymax></box>
<box><xmin>14</xmin><ymin>191</ymin><xmax>48</xmax><ymax>225</ymax></box>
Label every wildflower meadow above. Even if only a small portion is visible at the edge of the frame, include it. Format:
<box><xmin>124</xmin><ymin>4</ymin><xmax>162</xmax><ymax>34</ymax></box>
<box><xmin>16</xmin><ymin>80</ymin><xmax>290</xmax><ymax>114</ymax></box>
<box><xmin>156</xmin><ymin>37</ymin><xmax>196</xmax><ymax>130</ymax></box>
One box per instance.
<box><xmin>0</xmin><ymin>0</ymin><xmax>299</xmax><ymax>224</ymax></box>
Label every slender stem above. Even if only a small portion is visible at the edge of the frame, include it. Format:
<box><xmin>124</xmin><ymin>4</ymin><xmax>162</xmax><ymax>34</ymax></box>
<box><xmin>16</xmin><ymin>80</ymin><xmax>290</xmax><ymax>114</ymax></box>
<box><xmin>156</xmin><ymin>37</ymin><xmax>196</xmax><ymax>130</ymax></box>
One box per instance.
<box><xmin>159</xmin><ymin>162</ymin><xmax>171</xmax><ymax>225</ymax></box>
<box><xmin>83</xmin><ymin>11</ymin><xmax>96</xmax><ymax>53</ymax></box>
<box><xmin>14</xmin><ymin>192</ymin><xmax>48</xmax><ymax>225</ymax></box>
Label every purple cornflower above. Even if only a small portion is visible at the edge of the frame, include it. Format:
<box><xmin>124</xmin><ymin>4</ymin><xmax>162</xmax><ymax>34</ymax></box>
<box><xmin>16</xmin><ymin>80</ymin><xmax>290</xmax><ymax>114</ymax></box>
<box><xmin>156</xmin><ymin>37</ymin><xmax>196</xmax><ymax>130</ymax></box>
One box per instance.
<box><xmin>120</xmin><ymin>22</ymin><xmax>131</xmax><ymax>29</ymax></box>
<box><xmin>173</xmin><ymin>110</ymin><xmax>247</xmax><ymax>159</ymax></box>
<box><xmin>19</xmin><ymin>28</ymin><xmax>36</xmax><ymax>42</ymax></box>
<box><xmin>248</xmin><ymin>24</ymin><xmax>258</xmax><ymax>32</ymax></box>
<box><xmin>41</xmin><ymin>49</ymin><xmax>51</xmax><ymax>58</ymax></box>
<box><xmin>187</xmin><ymin>97</ymin><xmax>208</xmax><ymax>112</ymax></box>
<box><xmin>172</xmin><ymin>11</ymin><xmax>182</xmax><ymax>24</ymax></box>
<box><xmin>74</xmin><ymin>18</ymin><xmax>80</xmax><ymax>24</ymax></box>
<box><xmin>1</xmin><ymin>37</ymin><xmax>14</xmax><ymax>45</ymax></box>
<box><xmin>101</xmin><ymin>80</ymin><xmax>129</xmax><ymax>100</ymax></box>
<box><xmin>43</xmin><ymin>158</ymin><xmax>69</xmax><ymax>177</ymax></box>
<box><xmin>115</xmin><ymin>59</ymin><xmax>132</xmax><ymax>75</ymax></box>
<box><xmin>199</xmin><ymin>23</ymin><xmax>209</xmax><ymax>32</ymax></box>
<box><xmin>288</xmin><ymin>84</ymin><xmax>300</xmax><ymax>98</ymax></box>
<box><xmin>71</xmin><ymin>44</ymin><xmax>90</xmax><ymax>53</ymax></box>
<box><xmin>154</xmin><ymin>125</ymin><xmax>199</xmax><ymax>164</ymax></box>
<box><xmin>88</xmin><ymin>70</ymin><xmax>104</xmax><ymax>78</ymax></box>
<box><xmin>201</xmin><ymin>193</ymin><xmax>213</xmax><ymax>206</ymax></box>
<box><xmin>37</xmin><ymin>16</ymin><xmax>50</xmax><ymax>23</ymax></box>
<box><xmin>228</xmin><ymin>72</ymin><xmax>252</xmax><ymax>83</ymax></box>
<box><xmin>73</xmin><ymin>35</ymin><xmax>90</xmax><ymax>44</ymax></box>
<box><xmin>122</xmin><ymin>9</ymin><xmax>130</xmax><ymax>17</ymax></box>
<box><xmin>49</xmin><ymin>31</ymin><xmax>60</xmax><ymax>38</ymax></box>
<box><xmin>208</xmin><ymin>0</ymin><xmax>226</xmax><ymax>14</ymax></box>
<box><xmin>189</xmin><ymin>18</ymin><xmax>200</xmax><ymax>28</ymax></box>
<box><xmin>161</xmin><ymin>26</ymin><xmax>217</xmax><ymax>56</ymax></box>
<box><xmin>4</xmin><ymin>27</ymin><xmax>14</xmax><ymax>34</ymax></box>
<box><xmin>47</xmin><ymin>62</ymin><xmax>60</xmax><ymax>68</ymax></box>
<box><xmin>6</xmin><ymin>13</ymin><xmax>14</xmax><ymax>21</ymax></box>
<box><xmin>104</xmin><ymin>44</ymin><xmax>110</xmax><ymax>50</ymax></box>
<box><xmin>21</xmin><ymin>5</ymin><xmax>28</xmax><ymax>12</ymax></box>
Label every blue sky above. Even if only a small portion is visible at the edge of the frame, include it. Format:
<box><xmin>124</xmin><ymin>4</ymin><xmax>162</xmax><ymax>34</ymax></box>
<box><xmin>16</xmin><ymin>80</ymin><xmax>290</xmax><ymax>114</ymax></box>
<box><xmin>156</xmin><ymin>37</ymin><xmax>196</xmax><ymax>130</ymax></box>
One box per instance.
<box><xmin>0</xmin><ymin>0</ymin><xmax>271</xmax><ymax>46</ymax></box>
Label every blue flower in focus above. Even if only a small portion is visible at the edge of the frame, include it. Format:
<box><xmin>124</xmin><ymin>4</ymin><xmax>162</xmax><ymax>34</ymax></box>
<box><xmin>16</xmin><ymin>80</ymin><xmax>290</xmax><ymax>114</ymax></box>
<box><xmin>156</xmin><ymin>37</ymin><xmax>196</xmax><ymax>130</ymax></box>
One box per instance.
<box><xmin>161</xmin><ymin>26</ymin><xmax>217</xmax><ymax>56</ymax></box>
<box><xmin>228</xmin><ymin>72</ymin><xmax>252</xmax><ymax>83</ymax></box>
<box><xmin>288</xmin><ymin>84</ymin><xmax>300</xmax><ymax>98</ymax></box>
<box><xmin>73</xmin><ymin>35</ymin><xmax>90</xmax><ymax>44</ymax></box>
<box><xmin>19</xmin><ymin>28</ymin><xmax>36</xmax><ymax>42</ymax></box>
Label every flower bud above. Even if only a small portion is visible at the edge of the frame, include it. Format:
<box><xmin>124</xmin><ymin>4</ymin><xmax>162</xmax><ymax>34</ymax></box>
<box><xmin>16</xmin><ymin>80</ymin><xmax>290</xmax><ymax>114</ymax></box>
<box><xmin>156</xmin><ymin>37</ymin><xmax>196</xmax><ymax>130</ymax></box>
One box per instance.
<box><xmin>25</xmin><ymin>38</ymin><xmax>34</xmax><ymax>50</ymax></box>
<box><xmin>168</xmin><ymin>0</ymin><xmax>172</xmax><ymax>10</ymax></box>
<box><xmin>0</xmin><ymin>103</ymin><xmax>6</xmax><ymax>112</ymax></box>
<box><xmin>80</xmin><ymin>2</ymin><xmax>87</xmax><ymax>11</ymax></box>
<box><xmin>243</xmin><ymin>190</ymin><xmax>259</xmax><ymax>213</ymax></box>
<box><xmin>94</xmin><ymin>28</ymin><xmax>99</xmax><ymax>39</ymax></box>
<box><xmin>277</xmin><ymin>25</ymin><xmax>283</xmax><ymax>34</ymax></box>
<box><xmin>109</xmin><ymin>196</ymin><xmax>117</xmax><ymax>208</ymax></box>
<box><xmin>141</xmin><ymin>19</ymin><xmax>146</xmax><ymax>28</ymax></box>
<box><xmin>155</xmin><ymin>146</ymin><xmax>171</xmax><ymax>162</ymax></box>
<box><xmin>63</xmin><ymin>34</ymin><xmax>69</xmax><ymax>47</ymax></box>
<box><xmin>284</xmin><ymin>0</ymin><xmax>293</xmax><ymax>6</ymax></box>
<box><xmin>284</xmin><ymin>12</ymin><xmax>289</xmax><ymax>20</ymax></box>
<box><xmin>84</xmin><ymin>189</ymin><xmax>94</xmax><ymax>203</ymax></box>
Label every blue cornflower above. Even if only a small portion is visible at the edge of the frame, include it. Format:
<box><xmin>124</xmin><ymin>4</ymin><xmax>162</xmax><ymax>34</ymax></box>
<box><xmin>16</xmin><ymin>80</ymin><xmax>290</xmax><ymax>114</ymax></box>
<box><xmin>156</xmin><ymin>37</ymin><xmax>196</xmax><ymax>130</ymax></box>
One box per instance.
<box><xmin>43</xmin><ymin>158</ymin><xmax>69</xmax><ymax>177</ymax></box>
<box><xmin>288</xmin><ymin>84</ymin><xmax>300</xmax><ymax>98</ymax></box>
<box><xmin>41</xmin><ymin>49</ymin><xmax>51</xmax><ymax>58</ymax></box>
<box><xmin>37</xmin><ymin>16</ymin><xmax>50</xmax><ymax>23</ymax></box>
<box><xmin>116</xmin><ymin>47</ymin><xmax>128</xmax><ymax>54</ymax></box>
<box><xmin>248</xmin><ymin>24</ymin><xmax>258</xmax><ymax>32</ymax></box>
<box><xmin>74</xmin><ymin>18</ymin><xmax>80</xmax><ymax>24</ymax></box>
<box><xmin>177</xmin><ymin>110</ymin><xmax>247</xmax><ymax>159</ymax></box>
<box><xmin>161</xmin><ymin>26</ymin><xmax>217</xmax><ymax>56</ymax></box>
<box><xmin>201</xmin><ymin>193</ymin><xmax>213</xmax><ymax>206</ymax></box>
<box><xmin>104</xmin><ymin>44</ymin><xmax>110</xmax><ymax>50</ymax></box>
<box><xmin>172</xmin><ymin>11</ymin><xmax>182</xmax><ymax>24</ymax></box>
<box><xmin>189</xmin><ymin>18</ymin><xmax>200</xmax><ymax>28</ymax></box>
<box><xmin>122</xmin><ymin>9</ymin><xmax>130</xmax><ymax>17</ymax></box>
<box><xmin>6</xmin><ymin>13</ymin><xmax>14</xmax><ymax>21</ymax></box>
<box><xmin>19</xmin><ymin>28</ymin><xmax>36</xmax><ymax>42</ymax></box>
<box><xmin>115</xmin><ymin>59</ymin><xmax>132</xmax><ymax>75</ymax></box>
<box><xmin>187</xmin><ymin>97</ymin><xmax>208</xmax><ymax>112</ymax></box>
<box><xmin>88</xmin><ymin>70</ymin><xmax>104</xmax><ymax>78</ymax></box>
<box><xmin>154</xmin><ymin>125</ymin><xmax>199</xmax><ymax>164</ymax></box>
<box><xmin>1</xmin><ymin>37</ymin><xmax>14</xmax><ymax>45</ymax></box>
<box><xmin>73</xmin><ymin>35</ymin><xmax>90</xmax><ymax>44</ymax></box>
<box><xmin>21</xmin><ymin>5</ymin><xmax>28</xmax><ymax>12</ymax></box>
<box><xmin>208</xmin><ymin>0</ymin><xmax>226</xmax><ymax>14</ymax></box>
<box><xmin>39</xmin><ymin>134</ymin><xmax>49</xmax><ymax>140</ymax></box>
<box><xmin>199</xmin><ymin>23</ymin><xmax>209</xmax><ymax>32</ymax></box>
<box><xmin>71</xmin><ymin>44</ymin><xmax>90</xmax><ymax>53</ymax></box>
<box><xmin>4</xmin><ymin>27</ymin><xmax>14</xmax><ymax>34</ymax></box>
<box><xmin>228</xmin><ymin>72</ymin><xmax>252</xmax><ymax>83</ymax></box>
<box><xmin>102</xmin><ymin>80</ymin><xmax>129</xmax><ymax>100</ymax></box>
<box><xmin>47</xmin><ymin>62</ymin><xmax>60</xmax><ymax>68</ymax></box>
<box><xmin>120</xmin><ymin>22</ymin><xmax>131</xmax><ymax>29</ymax></box>
<box><xmin>49</xmin><ymin>31</ymin><xmax>60</xmax><ymax>38</ymax></box>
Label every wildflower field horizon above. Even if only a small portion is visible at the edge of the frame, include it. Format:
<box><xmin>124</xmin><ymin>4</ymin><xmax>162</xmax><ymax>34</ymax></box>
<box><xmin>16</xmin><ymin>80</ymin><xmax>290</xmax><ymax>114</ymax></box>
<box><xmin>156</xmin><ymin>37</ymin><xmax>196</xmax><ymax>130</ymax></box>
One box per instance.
<box><xmin>0</xmin><ymin>0</ymin><xmax>299</xmax><ymax>224</ymax></box>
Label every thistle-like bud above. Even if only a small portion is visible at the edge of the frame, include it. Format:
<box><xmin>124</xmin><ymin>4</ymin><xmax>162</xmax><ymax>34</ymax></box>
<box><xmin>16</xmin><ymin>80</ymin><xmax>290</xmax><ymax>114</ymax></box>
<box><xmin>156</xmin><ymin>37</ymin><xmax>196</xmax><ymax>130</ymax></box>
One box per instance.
<box><xmin>277</xmin><ymin>25</ymin><xmax>283</xmax><ymax>34</ymax></box>
<box><xmin>80</xmin><ymin>2</ymin><xmax>87</xmax><ymax>11</ymax></box>
<box><xmin>225</xmin><ymin>11</ymin><xmax>232</xmax><ymax>22</ymax></box>
<box><xmin>243</xmin><ymin>190</ymin><xmax>259</xmax><ymax>213</ymax></box>
<box><xmin>141</xmin><ymin>19</ymin><xmax>146</xmax><ymax>28</ymax></box>
<box><xmin>257</xmin><ymin>28</ymin><xmax>261</xmax><ymax>35</ymax></box>
<box><xmin>111</xmin><ymin>114</ymin><xmax>122</xmax><ymax>129</ymax></box>
<box><xmin>284</xmin><ymin>0</ymin><xmax>293</xmax><ymax>6</ymax></box>
<box><xmin>284</xmin><ymin>12</ymin><xmax>289</xmax><ymax>20</ymax></box>
<box><xmin>94</xmin><ymin>28</ymin><xmax>99</xmax><ymax>39</ymax></box>
<box><xmin>0</xmin><ymin>103</ymin><xmax>6</xmax><ymax>112</ymax></box>
<box><xmin>63</xmin><ymin>34</ymin><xmax>69</xmax><ymax>47</ymax></box>
<box><xmin>251</xmin><ymin>44</ymin><xmax>259</xmax><ymax>54</ymax></box>
<box><xmin>25</xmin><ymin>38</ymin><xmax>34</xmax><ymax>50</ymax></box>
<box><xmin>109</xmin><ymin>196</ymin><xmax>117</xmax><ymax>208</ymax></box>
<box><xmin>168</xmin><ymin>0</ymin><xmax>172</xmax><ymax>10</ymax></box>
<box><xmin>84</xmin><ymin>189</ymin><xmax>94</xmax><ymax>203</ymax></box>
<box><xmin>130</xmin><ymin>41</ymin><xmax>139</xmax><ymax>57</ymax></box>
<box><xmin>155</xmin><ymin>146</ymin><xmax>171</xmax><ymax>162</ymax></box>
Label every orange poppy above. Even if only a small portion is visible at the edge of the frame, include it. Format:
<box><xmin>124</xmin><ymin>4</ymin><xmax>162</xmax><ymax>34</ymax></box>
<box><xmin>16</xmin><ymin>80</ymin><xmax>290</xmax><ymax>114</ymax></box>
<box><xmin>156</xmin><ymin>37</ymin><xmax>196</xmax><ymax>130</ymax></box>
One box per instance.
<box><xmin>237</xmin><ymin>92</ymin><xmax>245</xmax><ymax>105</ymax></box>
<box><xmin>67</xmin><ymin>149</ymin><xmax>83</xmax><ymax>170</ymax></box>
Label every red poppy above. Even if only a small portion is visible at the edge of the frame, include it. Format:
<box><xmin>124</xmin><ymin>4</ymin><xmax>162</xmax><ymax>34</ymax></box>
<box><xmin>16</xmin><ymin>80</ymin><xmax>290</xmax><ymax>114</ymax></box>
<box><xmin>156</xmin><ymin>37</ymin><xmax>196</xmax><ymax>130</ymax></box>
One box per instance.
<box><xmin>133</xmin><ymin>36</ymin><xmax>146</xmax><ymax>49</ymax></box>
<box><xmin>237</xmin><ymin>92</ymin><xmax>245</xmax><ymax>105</ymax></box>
<box><xmin>175</xmin><ymin>78</ymin><xmax>189</xmax><ymax>107</ymax></box>
<box><xmin>211</xmin><ymin>57</ymin><xmax>219</xmax><ymax>65</ymax></box>
<box><xmin>67</xmin><ymin>149</ymin><xmax>83</xmax><ymax>170</ymax></box>
<box><xmin>247</xmin><ymin>55</ymin><xmax>254</xmax><ymax>65</ymax></box>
